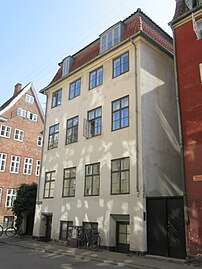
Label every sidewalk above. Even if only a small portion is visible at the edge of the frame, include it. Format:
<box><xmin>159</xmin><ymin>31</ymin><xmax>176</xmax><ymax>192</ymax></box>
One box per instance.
<box><xmin>1</xmin><ymin>236</ymin><xmax>202</xmax><ymax>269</ymax></box>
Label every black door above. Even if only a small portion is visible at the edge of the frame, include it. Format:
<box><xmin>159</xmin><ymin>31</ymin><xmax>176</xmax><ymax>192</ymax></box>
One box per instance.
<box><xmin>116</xmin><ymin>222</ymin><xmax>130</xmax><ymax>253</ymax></box>
<box><xmin>147</xmin><ymin>197</ymin><xmax>186</xmax><ymax>259</ymax></box>
<box><xmin>45</xmin><ymin>215</ymin><xmax>52</xmax><ymax>242</ymax></box>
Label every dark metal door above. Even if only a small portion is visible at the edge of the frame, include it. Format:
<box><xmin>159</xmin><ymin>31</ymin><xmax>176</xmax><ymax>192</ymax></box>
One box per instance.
<box><xmin>116</xmin><ymin>221</ymin><xmax>130</xmax><ymax>253</ymax></box>
<box><xmin>147</xmin><ymin>197</ymin><xmax>186</xmax><ymax>259</ymax></box>
<box><xmin>167</xmin><ymin>198</ymin><xmax>186</xmax><ymax>258</ymax></box>
<box><xmin>147</xmin><ymin>198</ymin><xmax>168</xmax><ymax>256</ymax></box>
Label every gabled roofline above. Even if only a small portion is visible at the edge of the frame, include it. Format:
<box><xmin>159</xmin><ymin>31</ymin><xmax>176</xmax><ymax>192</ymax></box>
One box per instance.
<box><xmin>0</xmin><ymin>82</ymin><xmax>45</xmax><ymax>123</ymax></box>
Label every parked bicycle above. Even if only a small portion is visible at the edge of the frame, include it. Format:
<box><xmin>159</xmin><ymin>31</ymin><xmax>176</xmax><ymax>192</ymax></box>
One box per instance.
<box><xmin>0</xmin><ymin>224</ymin><xmax>3</xmax><ymax>236</ymax></box>
<box><xmin>5</xmin><ymin>225</ymin><xmax>24</xmax><ymax>238</ymax></box>
<box><xmin>77</xmin><ymin>227</ymin><xmax>101</xmax><ymax>251</ymax></box>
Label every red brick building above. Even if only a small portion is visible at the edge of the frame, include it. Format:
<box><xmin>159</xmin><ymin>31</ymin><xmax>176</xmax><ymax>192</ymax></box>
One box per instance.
<box><xmin>0</xmin><ymin>82</ymin><xmax>44</xmax><ymax>228</ymax></box>
<box><xmin>171</xmin><ymin>0</ymin><xmax>202</xmax><ymax>256</ymax></box>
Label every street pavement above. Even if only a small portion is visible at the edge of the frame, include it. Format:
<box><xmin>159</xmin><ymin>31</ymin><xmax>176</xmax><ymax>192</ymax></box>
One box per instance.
<box><xmin>0</xmin><ymin>235</ymin><xmax>202</xmax><ymax>269</ymax></box>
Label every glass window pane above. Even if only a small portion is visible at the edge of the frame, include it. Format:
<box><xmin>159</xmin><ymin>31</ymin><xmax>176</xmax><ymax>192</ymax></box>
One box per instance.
<box><xmin>95</xmin><ymin>108</ymin><xmax>102</xmax><ymax>117</ymax></box>
<box><xmin>85</xmin><ymin>176</ymin><xmax>92</xmax><ymax>195</ymax></box>
<box><xmin>119</xmin><ymin>234</ymin><xmax>127</xmax><ymax>244</ymax></box>
<box><xmin>88</xmin><ymin>111</ymin><xmax>94</xmax><ymax>121</ymax></box>
<box><xmin>112</xmin><ymin>160</ymin><xmax>120</xmax><ymax>171</ymax></box>
<box><xmin>112</xmin><ymin>173</ymin><xmax>120</xmax><ymax>194</ymax></box>
<box><xmin>93</xmin><ymin>176</ymin><xmax>100</xmax><ymax>195</ymax></box>
<box><xmin>121</xmin><ymin>158</ymin><xmax>129</xmax><ymax>170</ymax></box>
<box><xmin>121</xmin><ymin>97</ymin><xmax>128</xmax><ymax>108</ymax></box>
<box><xmin>113</xmin><ymin>101</ymin><xmax>120</xmax><ymax>111</ymax></box>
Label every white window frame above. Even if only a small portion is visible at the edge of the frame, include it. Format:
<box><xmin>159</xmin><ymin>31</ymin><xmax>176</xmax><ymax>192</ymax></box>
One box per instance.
<box><xmin>0</xmin><ymin>125</ymin><xmax>11</xmax><ymax>138</ymax></box>
<box><xmin>27</xmin><ymin>111</ymin><xmax>38</xmax><ymax>122</ymax></box>
<box><xmin>10</xmin><ymin>155</ymin><xmax>21</xmax><ymax>174</ymax></box>
<box><xmin>14</xmin><ymin>129</ymin><xmax>24</xmax><ymax>142</ymax></box>
<box><xmin>25</xmin><ymin>94</ymin><xmax>34</xmax><ymax>104</ymax></box>
<box><xmin>199</xmin><ymin>63</ymin><xmax>202</xmax><ymax>83</ymax></box>
<box><xmin>0</xmin><ymin>188</ymin><xmax>2</xmax><ymax>206</ymax></box>
<box><xmin>192</xmin><ymin>14</ymin><xmax>202</xmax><ymax>39</ymax></box>
<box><xmin>17</xmin><ymin>108</ymin><xmax>26</xmax><ymax>118</ymax></box>
<box><xmin>37</xmin><ymin>135</ymin><xmax>43</xmax><ymax>147</ymax></box>
<box><xmin>0</xmin><ymin>153</ymin><xmax>7</xmax><ymax>172</ymax></box>
<box><xmin>35</xmin><ymin>160</ymin><xmax>41</xmax><ymax>176</ymax></box>
<box><xmin>23</xmin><ymin>157</ymin><xmax>33</xmax><ymax>175</ymax></box>
<box><xmin>5</xmin><ymin>189</ymin><xmax>16</xmax><ymax>208</ymax></box>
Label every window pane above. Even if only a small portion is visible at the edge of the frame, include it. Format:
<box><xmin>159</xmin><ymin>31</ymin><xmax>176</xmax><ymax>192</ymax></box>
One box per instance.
<box><xmin>108</xmin><ymin>31</ymin><xmax>112</xmax><ymax>48</ymax></box>
<box><xmin>113</xmin><ymin>101</ymin><xmax>120</xmax><ymax>111</ymax></box>
<box><xmin>85</xmin><ymin>176</ymin><xmax>92</xmax><ymax>195</ymax></box>
<box><xmin>112</xmin><ymin>172</ymin><xmax>120</xmax><ymax>193</ymax></box>
<box><xmin>113</xmin><ymin>59</ymin><xmax>121</xmax><ymax>77</ymax></box>
<box><xmin>112</xmin><ymin>160</ymin><xmax>120</xmax><ymax>171</ymax></box>
<box><xmin>95</xmin><ymin>108</ymin><xmax>102</xmax><ymax>117</ymax></box>
<box><xmin>121</xmin><ymin>97</ymin><xmax>128</xmax><ymax>108</ymax></box>
<box><xmin>97</xmin><ymin>68</ymin><xmax>103</xmax><ymax>86</ymax></box>
<box><xmin>88</xmin><ymin>111</ymin><xmax>94</xmax><ymax>121</ymax></box>
<box><xmin>121</xmin><ymin>158</ymin><xmax>129</xmax><ymax>170</ymax></box>
<box><xmin>93</xmin><ymin>175</ymin><xmax>100</xmax><ymax>195</ymax></box>
<box><xmin>121</xmin><ymin>53</ymin><xmax>129</xmax><ymax>73</ymax></box>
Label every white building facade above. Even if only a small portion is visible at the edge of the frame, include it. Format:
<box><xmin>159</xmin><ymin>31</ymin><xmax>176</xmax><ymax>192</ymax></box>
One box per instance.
<box><xmin>33</xmin><ymin>9</ymin><xmax>184</xmax><ymax>256</ymax></box>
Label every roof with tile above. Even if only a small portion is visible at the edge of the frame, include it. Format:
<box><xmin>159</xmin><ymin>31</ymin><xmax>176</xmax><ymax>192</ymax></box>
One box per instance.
<box><xmin>46</xmin><ymin>9</ymin><xmax>173</xmax><ymax>89</ymax></box>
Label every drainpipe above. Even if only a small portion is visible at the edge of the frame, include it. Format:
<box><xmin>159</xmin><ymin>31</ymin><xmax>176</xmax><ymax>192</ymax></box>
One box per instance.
<box><xmin>131</xmin><ymin>39</ymin><xmax>140</xmax><ymax>195</ymax></box>
<box><xmin>172</xmin><ymin>31</ymin><xmax>189</xmax><ymax>225</ymax></box>
<box><xmin>36</xmin><ymin>92</ymin><xmax>48</xmax><ymax>204</ymax></box>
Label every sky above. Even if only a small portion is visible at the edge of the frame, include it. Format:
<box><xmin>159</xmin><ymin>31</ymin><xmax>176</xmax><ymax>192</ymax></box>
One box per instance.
<box><xmin>0</xmin><ymin>0</ymin><xmax>176</xmax><ymax>110</ymax></box>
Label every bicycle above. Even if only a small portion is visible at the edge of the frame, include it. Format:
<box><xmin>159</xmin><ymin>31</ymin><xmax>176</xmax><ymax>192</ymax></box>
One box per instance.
<box><xmin>77</xmin><ymin>227</ymin><xmax>101</xmax><ymax>251</ymax></box>
<box><xmin>5</xmin><ymin>225</ymin><xmax>24</xmax><ymax>238</ymax></box>
<box><xmin>0</xmin><ymin>224</ymin><xmax>3</xmax><ymax>236</ymax></box>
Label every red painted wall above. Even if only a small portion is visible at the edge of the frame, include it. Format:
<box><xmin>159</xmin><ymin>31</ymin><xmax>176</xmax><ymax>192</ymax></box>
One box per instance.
<box><xmin>174</xmin><ymin>13</ymin><xmax>202</xmax><ymax>255</ymax></box>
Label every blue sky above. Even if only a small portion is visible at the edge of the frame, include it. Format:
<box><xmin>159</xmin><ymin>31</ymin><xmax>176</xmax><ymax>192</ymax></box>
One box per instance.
<box><xmin>0</xmin><ymin>0</ymin><xmax>176</xmax><ymax>110</ymax></box>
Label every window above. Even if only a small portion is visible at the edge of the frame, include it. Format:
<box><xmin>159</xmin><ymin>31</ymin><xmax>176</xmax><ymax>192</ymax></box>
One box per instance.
<box><xmin>112</xmin><ymin>96</ymin><xmax>129</xmax><ymax>131</ymax></box>
<box><xmin>0</xmin><ymin>153</ymin><xmax>7</xmax><ymax>172</ymax></box>
<box><xmin>192</xmin><ymin>14</ymin><xmax>202</xmax><ymax>39</ymax></box>
<box><xmin>27</xmin><ymin>111</ymin><xmax>38</xmax><ymax>122</ymax></box>
<box><xmin>111</xmin><ymin>157</ymin><xmax>130</xmax><ymax>194</ymax></box>
<box><xmin>59</xmin><ymin>221</ymin><xmax>73</xmax><ymax>240</ymax></box>
<box><xmin>89</xmin><ymin>68</ymin><xmax>103</xmax><ymax>89</ymax></box>
<box><xmin>69</xmin><ymin>79</ymin><xmax>81</xmax><ymax>99</ymax></box>
<box><xmin>83</xmin><ymin>222</ymin><xmax>98</xmax><ymax>231</ymax></box>
<box><xmin>66</xmin><ymin>116</ymin><xmax>78</xmax><ymax>144</ymax></box>
<box><xmin>113</xmin><ymin>52</ymin><xmax>129</xmax><ymax>78</ymax></box>
<box><xmin>0</xmin><ymin>125</ymin><xmax>11</xmax><ymax>138</ymax></box>
<box><xmin>37</xmin><ymin>135</ymin><xmax>43</xmax><ymax>146</ymax></box>
<box><xmin>3</xmin><ymin>216</ymin><xmax>14</xmax><ymax>228</ymax></box>
<box><xmin>44</xmin><ymin>171</ymin><xmax>55</xmax><ymax>198</ymax></box>
<box><xmin>85</xmin><ymin>107</ymin><xmax>102</xmax><ymax>138</ymax></box>
<box><xmin>10</xmin><ymin>155</ymin><xmax>21</xmax><ymax>174</ymax></box>
<box><xmin>48</xmin><ymin>123</ymin><xmax>59</xmax><ymax>149</ymax></box>
<box><xmin>35</xmin><ymin>160</ymin><xmax>41</xmax><ymax>176</ymax></box>
<box><xmin>0</xmin><ymin>188</ymin><xmax>2</xmax><ymax>206</ymax></box>
<box><xmin>5</xmin><ymin>189</ymin><xmax>16</xmax><ymax>208</ymax></box>
<box><xmin>25</xmin><ymin>94</ymin><xmax>34</xmax><ymax>104</ymax></box>
<box><xmin>200</xmin><ymin>63</ymin><xmax>202</xmax><ymax>83</ymax></box>
<box><xmin>100</xmin><ymin>22</ymin><xmax>125</xmax><ymax>53</ymax></box>
<box><xmin>63</xmin><ymin>167</ymin><xmax>76</xmax><ymax>197</ymax></box>
<box><xmin>23</xmin><ymin>158</ymin><xmax>33</xmax><ymax>175</ymax></box>
<box><xmin>14</xmin><ymin>129</ymin><xmax>24</xmax><ymax>142</ymax></box>
<box><xmin>52</xmin><ymin>89</ymin><xmax>62</xmax><ymax>108</ymax></box>
<box><xmin>17</xmin><ymin>108</ymin><xmax>26</xmax><ymax>118</ymax></box>
<box><xmin>85</xmin><ymin>163</ymin><xmax>100</xmax><ymax>196</ymax></box>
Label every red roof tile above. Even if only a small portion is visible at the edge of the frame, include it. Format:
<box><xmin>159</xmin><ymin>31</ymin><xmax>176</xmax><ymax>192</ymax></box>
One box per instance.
<box><xmin>47</xmin><ymin>10</ymin><xmax>173</xmax><ymax>88</ymax></box>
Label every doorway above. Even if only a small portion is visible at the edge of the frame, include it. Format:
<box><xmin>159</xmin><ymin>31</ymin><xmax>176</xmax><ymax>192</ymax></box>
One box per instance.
<box><xmin>147</xmin><ymin>197</ymin><xmax>186</xmax><ymax>259</ymax></box>
<box><xmin>44</xmin><ymin>214</ymin><xmax>52</xmax><ymax>242</ymax></box>
<box><xmin>116</xmin><ymin>221</ymin><xmax>130</xmax><ymax>253</ymax></box>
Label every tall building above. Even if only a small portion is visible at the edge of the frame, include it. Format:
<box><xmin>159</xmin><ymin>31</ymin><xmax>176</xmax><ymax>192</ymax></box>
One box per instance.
<box><xmin>0</xmin><ymin>82</ymin><xmax>44</xmax><ymax>232</ymax></box>
<box><xmin>171</xmin><ymin>0</ymin><xmax>202</xmax><ymax>257</ymax></box>
<box><xmin>33</xmin><ymin>9</ymin><xmax>185</xmax><ymax>258</ymax></box>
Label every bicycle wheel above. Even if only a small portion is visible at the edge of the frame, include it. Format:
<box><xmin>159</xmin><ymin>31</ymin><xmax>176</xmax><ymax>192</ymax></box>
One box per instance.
<box><xmin>0</xmin><ymin>225</ymin><xmax>3</xmax><ymax>236</ymax></box>
<box><xmin>90</xmin><ymin>234</ymin><xmax>101</xmax><ymax>251</ymax></box>
<box><xmin>77</xmin><ymin>233</ymin><xmax>87</xmax><ymax>248</ymax></box>
<box><xmin>5</xmin><ymin>226</ymin><xmax>16</xmax><ymax>237</ymax></box>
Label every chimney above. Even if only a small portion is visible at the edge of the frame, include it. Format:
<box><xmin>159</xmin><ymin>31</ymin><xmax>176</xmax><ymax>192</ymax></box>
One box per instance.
<box><xmin>14</xmin><ymin>83</ymin><xmax>22</xmax><ymax>96</ymax></box>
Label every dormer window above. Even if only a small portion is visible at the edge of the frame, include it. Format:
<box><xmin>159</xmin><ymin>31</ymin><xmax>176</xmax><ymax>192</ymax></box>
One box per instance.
<box><xmin>100</xmin><ymin>22</ymin><xmax>125</xmax><ymax>54</ymax></box>
<box><xmin>192</xmin><ymin>14</ymin><xmax>202</xmax><ymax>39</ymax></box>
